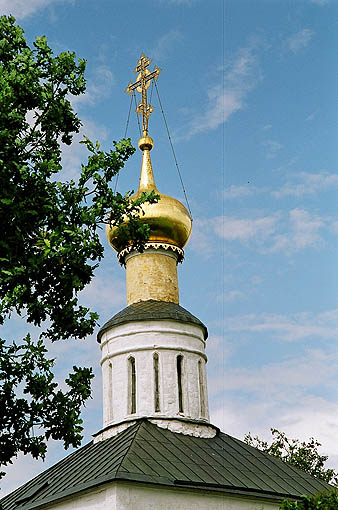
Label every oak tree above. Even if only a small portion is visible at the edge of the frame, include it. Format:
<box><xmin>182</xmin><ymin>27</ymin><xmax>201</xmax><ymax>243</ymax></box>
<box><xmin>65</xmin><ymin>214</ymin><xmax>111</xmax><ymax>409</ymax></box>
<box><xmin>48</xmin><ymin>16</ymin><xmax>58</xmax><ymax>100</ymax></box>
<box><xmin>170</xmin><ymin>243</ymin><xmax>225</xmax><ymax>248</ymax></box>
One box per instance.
<box><xmin>0</xmin><ymin>15</ymin><xmax>155</xmax><ymax>476</ymax></box>
<box><xmin>245</xmin><ymin>428</ymin><xmax>338</xmax><ymax>486</ymax></box>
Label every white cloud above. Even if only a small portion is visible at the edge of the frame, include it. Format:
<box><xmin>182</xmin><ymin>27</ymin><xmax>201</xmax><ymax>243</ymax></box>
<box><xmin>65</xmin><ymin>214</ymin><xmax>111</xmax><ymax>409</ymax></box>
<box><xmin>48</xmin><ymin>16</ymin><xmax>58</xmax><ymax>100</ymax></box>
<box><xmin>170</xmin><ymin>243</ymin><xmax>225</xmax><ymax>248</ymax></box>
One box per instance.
<box><xmin>273</xmin><ymin>172</ymin><xmax>338</xmax><ymax>198</ymax></box>
<box><xmin>151</xmin><ymin>29</ymin><xmax>182</xmax><ymax>61</ymax></box>
<box><xmin>262</xmin><ymin>139</ymin><xmax>283</xmax><ymax>159</ymax></box>
<box><xmin>223</xmin><ymin>290</ymin><xmax>245</xmax><ymax>302</ymax></box>
<box><xmin>210</xmin><ymin>289</ymin><xmax>245</xmax><ymax>303</ymax></box>
<box><xmin>223</xmin><ymin>184</ymin><xmax>263</xmax><ymax>199</ymax></box>
<box><xmin>305</xmin><ymin>110</ymin><xmax>317</xmax><ymax>121</ymax></box>
<box><xmin>185</xmin><ymin>44</ymin><xmax>261</xmax><ymax>138</ymax></box>
<box><xmin>206</xmin><ymin>335</ymin><xmax>223</xmax><ymax>350</ymax></box>
<box><xmin>213</xmin><ymin>215</ymin><xmax>278</xmax><ymax>242</ymax></box>
<box><xmin>79</xmin><ymin>273</ymin><xmax>125</xmax><ymax>317</ymax></box>
<box><xmin>189</xmin><ymin>219</ymin><xmax>219</xmax><ymax>258</ymax></box>
<box><xmin>331</xmin><ymin>221</ymin><xmax>338</xmax><ymax>234</ymax></box>
<box><xmin>71</xmin><ymin>65</ymin><xmax>115</xmax><ymax>109</ymax></box>
<box><xmin>287</xmin><ymin>28</ymin><xmax>314</xmax><ymax>54</ymax></box>
<box><xmin>271</xmin><ymin>208</ymin><xmax>324</xmax><ymax>253</ymax></box>
<box><xmin>223</xmin><ymin>172</ymin><xmax>338</xmax><ymax>201</ymax></box>
<box><xmin>310</xmin><ymin>0</ymin><xmax>329</xmax><ymax>5</ymax></box>
<box><xmin>193</xmin><ymin>208</ymin><xmax>329</xmax><ymax>256</ymax></box>
<box><xmin>225</xmin><ymin>308</ymin><xmax>338</xmax><ymax>341</ymax></box>
<box><xmin>213</xmin><ymin>351</ymin><xmax>337</xmax><ymax>397</ymax></box>
<box><xmin>210</xmin><ymin>396</ymin><xmax>338</xmax><ymax>468</ymax></box>
<box><xmin>279</xmin><ymin>398</ymin><xmax>338</xmax><ymax>465</ymax></box>
<box><xmin>0</xmin><ymin>0</ymin><xmax>72</xmax><ymax>19</ymax></box>
<box><xmin>209</xmin><ymin>343</ymin><xmax>338</xmax><ymax>469</ymax></box>
<box><xmin>60</xmin><ymin>117</ymin><xmax>109</xmax><ymax>180</ymax></box>
<box><xmin>156</xmin><ymin>0</ymin><xmax>196</xmax><ymax>4</ymax></box>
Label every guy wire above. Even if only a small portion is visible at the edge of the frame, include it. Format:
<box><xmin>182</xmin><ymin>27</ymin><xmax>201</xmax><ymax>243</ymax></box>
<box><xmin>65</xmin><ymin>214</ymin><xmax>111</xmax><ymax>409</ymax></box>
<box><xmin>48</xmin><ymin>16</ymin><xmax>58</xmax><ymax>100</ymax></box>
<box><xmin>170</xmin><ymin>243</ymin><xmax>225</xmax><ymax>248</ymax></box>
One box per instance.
<box><xmin>133</xmin><ymin>90</ymin><xmax>142</xmax><ymax>137</ymax></box>
<box><xmin>154</xmin><ymin>80</ymin><xmax>193</xmax><ymax>220</ymax></box>
<box><xmin>124</xmin><ymin>92</ymin><xmax>133</xmax><ymax>139</ymax></box>
<box><xmin>114</xmin><ymin>92</ymin><xmax>137</xmax><ymax>193</ymax></box>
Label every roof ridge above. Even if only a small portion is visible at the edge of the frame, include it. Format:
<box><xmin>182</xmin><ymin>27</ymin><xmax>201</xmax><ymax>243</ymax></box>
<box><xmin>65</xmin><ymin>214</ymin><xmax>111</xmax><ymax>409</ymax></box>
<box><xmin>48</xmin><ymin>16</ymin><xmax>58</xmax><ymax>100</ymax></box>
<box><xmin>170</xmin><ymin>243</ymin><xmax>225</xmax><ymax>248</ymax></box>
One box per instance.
<box><xmin>148</xmin><ymin>424</ymin><xmax>222</xmax><ymax>485</ymax></box>
<box><xmin>138</xmin><ymin>420</ymin><xmax>203</xmax><ymax>482</ymax></box>
<box><xmin>115</xmin><ymin>420</ymin><xmax>144</xmax><ymax>476</ymax></box>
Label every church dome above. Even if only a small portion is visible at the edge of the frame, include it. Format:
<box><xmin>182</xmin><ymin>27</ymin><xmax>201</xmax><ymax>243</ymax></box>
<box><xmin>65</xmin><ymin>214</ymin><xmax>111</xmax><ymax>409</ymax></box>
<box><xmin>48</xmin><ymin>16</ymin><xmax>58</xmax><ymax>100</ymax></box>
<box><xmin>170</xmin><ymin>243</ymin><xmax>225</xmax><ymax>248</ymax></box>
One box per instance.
<box><xmin>106</xmin><ymin>135</ymin><xmax>192</xmax><ymax>253</ymax></box>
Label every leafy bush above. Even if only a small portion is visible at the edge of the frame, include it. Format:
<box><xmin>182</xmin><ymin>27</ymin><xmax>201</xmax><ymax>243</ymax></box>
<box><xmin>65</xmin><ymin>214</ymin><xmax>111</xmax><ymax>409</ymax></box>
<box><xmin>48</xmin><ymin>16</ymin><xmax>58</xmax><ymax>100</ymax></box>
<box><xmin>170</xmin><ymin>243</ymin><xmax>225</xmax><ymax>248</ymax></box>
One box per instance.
<box><xmin>280</xmin><ymin>490</ymin><xmax>338</xmax><ymax>509</ymax></box>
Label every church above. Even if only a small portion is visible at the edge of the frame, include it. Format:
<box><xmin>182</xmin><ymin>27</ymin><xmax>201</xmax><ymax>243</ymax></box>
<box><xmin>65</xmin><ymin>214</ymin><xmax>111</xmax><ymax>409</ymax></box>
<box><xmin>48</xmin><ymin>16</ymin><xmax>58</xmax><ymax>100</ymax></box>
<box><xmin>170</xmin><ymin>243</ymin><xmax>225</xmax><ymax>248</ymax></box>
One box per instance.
<box><xmin>1</xmin><ymin>55</ymin><xmax>330</xmax><ymax>510</ymax></box>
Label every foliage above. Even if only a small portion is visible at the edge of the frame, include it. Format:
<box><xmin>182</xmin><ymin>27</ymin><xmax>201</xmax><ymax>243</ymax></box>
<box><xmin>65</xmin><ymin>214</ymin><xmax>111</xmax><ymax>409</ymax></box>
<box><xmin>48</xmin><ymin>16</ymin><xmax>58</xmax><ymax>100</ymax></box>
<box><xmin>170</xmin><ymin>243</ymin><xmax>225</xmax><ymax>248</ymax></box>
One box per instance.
<box><xmin>280</xmin><ymin>490</ymin><xmax>338</xmax><ymax>510</ymax></box>
<box><xmin>0</xmin><ymin>15</ymin><xmax>156</xmax><ymax>474</ymax></box>
<box><xmin>0</xmin><ymin>336</ymin><xmax>93</xmax><ymax>479</ymax></box>
<box><xmin>244</xmin><ymin>429</ymin><xmax>338</xmax><ymax>486</ymax></box>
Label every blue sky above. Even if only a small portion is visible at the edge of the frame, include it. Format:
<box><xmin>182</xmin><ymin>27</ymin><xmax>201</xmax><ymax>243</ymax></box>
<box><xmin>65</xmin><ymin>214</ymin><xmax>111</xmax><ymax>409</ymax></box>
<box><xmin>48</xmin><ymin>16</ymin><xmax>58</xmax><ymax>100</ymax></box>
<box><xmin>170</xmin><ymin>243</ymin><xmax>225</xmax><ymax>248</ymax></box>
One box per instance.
<box><xmin>1</xmin><ymin>0</ymin><xmax>338</xmax><ymax>496</ymax></box>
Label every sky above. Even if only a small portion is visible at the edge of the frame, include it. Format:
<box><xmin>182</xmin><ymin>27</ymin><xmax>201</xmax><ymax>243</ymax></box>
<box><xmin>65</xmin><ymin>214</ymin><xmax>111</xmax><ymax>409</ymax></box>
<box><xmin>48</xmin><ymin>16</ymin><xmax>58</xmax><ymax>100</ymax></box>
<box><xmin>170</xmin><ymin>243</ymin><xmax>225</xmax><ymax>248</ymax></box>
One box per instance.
<box><xmin>1</xmin><ymin>0</ymin><xmax>338</xmax><ymax>497</ymax></box>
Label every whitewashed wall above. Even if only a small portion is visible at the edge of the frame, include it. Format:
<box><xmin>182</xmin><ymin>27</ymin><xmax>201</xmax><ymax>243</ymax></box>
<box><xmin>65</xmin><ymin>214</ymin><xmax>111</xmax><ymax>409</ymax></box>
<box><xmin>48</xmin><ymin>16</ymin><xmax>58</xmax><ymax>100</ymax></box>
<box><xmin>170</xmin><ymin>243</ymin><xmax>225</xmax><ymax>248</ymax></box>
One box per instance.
<box><xmin>45</xmin><ymin>485</ymin><xmax>117</xmax><ymax>510</ymax></box>
<box><xmin>44</xmin><ymin>481</ymin><xmax>281</xmax><ymax>510</ymax></box>
<box><xmin>116</xmin><ymin>483</ymin><xmax>281</xmax><ymax>510</ymax></box>
<box><xmin>99</xmin><ymin>319</ymin><xmax>209</xmax><ymax>429</ymax></box>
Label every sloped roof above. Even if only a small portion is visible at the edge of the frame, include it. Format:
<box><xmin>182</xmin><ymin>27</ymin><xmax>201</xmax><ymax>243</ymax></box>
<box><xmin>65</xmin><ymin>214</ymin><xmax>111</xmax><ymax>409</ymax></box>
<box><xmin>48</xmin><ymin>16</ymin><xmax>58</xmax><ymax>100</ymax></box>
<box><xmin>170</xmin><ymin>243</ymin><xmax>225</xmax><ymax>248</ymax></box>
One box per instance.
<box><xmin>97</xmin><ymin>300</ymin><xmax>208</xmax><ymax>342</ymax></box>
<box><xmin>0</xmin><ymin>419</ymin><xmax>330</xmax><ymax>510</ymax></box>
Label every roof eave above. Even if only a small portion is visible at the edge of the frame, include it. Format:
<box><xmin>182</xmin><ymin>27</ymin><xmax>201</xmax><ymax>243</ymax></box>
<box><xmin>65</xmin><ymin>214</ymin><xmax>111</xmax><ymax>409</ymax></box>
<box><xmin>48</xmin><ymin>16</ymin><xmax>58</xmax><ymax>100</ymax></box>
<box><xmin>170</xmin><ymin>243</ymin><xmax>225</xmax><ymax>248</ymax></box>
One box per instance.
<box><xmin>14</xmin><ymin>474</ymin><xmax>306</xmax><ymax>510</ymax></box>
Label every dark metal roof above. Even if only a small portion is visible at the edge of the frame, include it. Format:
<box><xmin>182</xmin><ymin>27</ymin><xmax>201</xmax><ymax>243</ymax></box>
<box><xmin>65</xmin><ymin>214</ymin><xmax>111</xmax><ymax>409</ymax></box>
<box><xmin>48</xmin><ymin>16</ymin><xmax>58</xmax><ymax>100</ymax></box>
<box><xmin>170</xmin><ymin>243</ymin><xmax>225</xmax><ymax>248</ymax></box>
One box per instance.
<box><xmin>1</xmin><ymin>419</ymin><xmax>330</xmax><ymax>510</ymax></box>
<box><xmin>97</xmin><ymin>300</ymin><xmax>208</xmax><ymax>342</ymax></box>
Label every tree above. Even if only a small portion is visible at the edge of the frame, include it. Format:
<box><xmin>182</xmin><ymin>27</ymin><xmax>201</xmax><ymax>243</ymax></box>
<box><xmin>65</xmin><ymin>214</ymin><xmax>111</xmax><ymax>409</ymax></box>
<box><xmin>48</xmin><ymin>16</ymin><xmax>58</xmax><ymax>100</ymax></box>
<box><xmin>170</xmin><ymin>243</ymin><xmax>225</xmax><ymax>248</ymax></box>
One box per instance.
<box><xmin>280</xmin><ymin>490</ymin><xmax>338</xmax><ymax>510</ymax></box>
<box><xmin>244</xmin><ymin>428</ymin><xmax>338</xmax><ymax>486</ymax></box>
<box><xmin>0</xmin><ymin>15</ymin><xmax>156</xmax><ymax>476</ymax></box>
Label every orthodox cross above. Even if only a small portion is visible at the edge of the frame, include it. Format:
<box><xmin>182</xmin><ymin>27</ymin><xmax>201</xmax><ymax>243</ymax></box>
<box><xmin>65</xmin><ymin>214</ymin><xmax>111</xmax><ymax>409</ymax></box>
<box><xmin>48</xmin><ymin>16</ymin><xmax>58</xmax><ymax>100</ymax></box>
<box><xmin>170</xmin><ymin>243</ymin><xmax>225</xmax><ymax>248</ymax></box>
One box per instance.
<box><xmin>125</xmin><ymin>54</ymin><xmax>161</xmax><ymax>137</ymax></box>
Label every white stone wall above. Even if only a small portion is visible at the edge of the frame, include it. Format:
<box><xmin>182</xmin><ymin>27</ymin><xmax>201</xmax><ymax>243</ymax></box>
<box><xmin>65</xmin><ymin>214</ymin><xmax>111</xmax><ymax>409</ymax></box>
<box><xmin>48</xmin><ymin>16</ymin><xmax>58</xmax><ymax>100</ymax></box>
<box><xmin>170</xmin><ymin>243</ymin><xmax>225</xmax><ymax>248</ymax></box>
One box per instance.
<box><xmin>116</xmin><ymin>483</ymin><xmax>281</xmax><ymax>510</ymax></box>
<box><xmin>44</xmin><ymin>484</ymin><xmax>117</xmax><ymax>510</ymax></box>
<box><xmin>99</xmin><ymin>319</ymin><xmax>210</xmax><ymax>429</ymax></box>
<box><xmin>43</xmin><ymin>482</ymin><xmax>281</xmax><ymax>510</ymax></box>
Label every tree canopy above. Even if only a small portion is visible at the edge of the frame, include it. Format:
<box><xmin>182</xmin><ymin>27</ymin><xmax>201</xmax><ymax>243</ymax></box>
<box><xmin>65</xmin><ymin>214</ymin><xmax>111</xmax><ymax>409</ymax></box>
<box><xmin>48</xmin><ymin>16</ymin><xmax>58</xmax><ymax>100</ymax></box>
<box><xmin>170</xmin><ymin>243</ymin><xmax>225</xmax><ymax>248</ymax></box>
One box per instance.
<box><xmin>0</xmin><ymin>15</ymin><xmax>156</xmax><ymax>476</ymax></box>
<box><xmin>280</xmin><ymin>491</ymin><xmax>338</xmax><ymax>510</ymax></box>
<box><xmin>245</xmin><ymin>429</ymin><xmax>338</xmax><ymax>509</ymax></box>
<box><xmin>245</xmin><ymin>428</ymin><xmax>338</xmax><ymax>486</ymax></box>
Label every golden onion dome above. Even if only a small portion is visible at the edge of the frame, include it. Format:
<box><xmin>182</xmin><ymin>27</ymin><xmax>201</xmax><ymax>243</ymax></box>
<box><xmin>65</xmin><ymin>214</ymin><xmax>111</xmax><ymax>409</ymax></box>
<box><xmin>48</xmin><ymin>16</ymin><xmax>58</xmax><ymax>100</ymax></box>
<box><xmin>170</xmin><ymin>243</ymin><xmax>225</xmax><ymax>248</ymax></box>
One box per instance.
<box><xmin>106</xmin><ymin>135</ymin><xmax>192</xmax><ymax>254</ymax></box>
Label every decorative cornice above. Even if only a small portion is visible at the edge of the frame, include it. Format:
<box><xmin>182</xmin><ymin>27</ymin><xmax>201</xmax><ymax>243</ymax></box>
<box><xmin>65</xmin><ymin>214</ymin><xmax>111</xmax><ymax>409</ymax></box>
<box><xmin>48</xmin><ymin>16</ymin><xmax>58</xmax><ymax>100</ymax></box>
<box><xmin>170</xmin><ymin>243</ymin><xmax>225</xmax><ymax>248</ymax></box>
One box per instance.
<box><xmin>118</xmin><ymin>242</ymin><xmax>184</xmax><ymax>265</ymax></box>
<box><xmin>93</xmin><ymin>416</ymin><xmax>219</xmax><ymax>443</ymax></box>
<box><xmin>100</xmin><ymin>344</ymin><xmax>207</xmax><ymax>366</ymax></box>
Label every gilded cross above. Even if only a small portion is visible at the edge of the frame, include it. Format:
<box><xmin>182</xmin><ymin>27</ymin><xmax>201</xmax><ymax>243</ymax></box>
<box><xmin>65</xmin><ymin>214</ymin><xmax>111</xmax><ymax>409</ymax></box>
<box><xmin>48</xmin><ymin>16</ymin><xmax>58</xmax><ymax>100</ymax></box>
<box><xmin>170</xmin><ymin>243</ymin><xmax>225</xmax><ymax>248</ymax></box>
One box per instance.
<box><xmin>125</xmin><ymin>54</ymin><xmax>161</xmax><ymax>136</ymax></box>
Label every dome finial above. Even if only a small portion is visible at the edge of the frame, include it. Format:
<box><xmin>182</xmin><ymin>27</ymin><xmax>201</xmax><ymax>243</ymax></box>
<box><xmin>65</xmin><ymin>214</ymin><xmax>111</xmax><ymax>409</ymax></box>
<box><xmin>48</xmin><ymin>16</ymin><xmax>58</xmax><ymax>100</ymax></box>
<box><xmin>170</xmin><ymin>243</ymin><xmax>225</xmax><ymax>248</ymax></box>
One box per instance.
<box><xmin>137</xmin><ymin>135</ymin><xmax>158</xmax><ymax>193</ymax></box>
<box><xmin>125</xmin><ymin>53</ymin><xmax>161</xmax><ymax>137</ymax></box>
